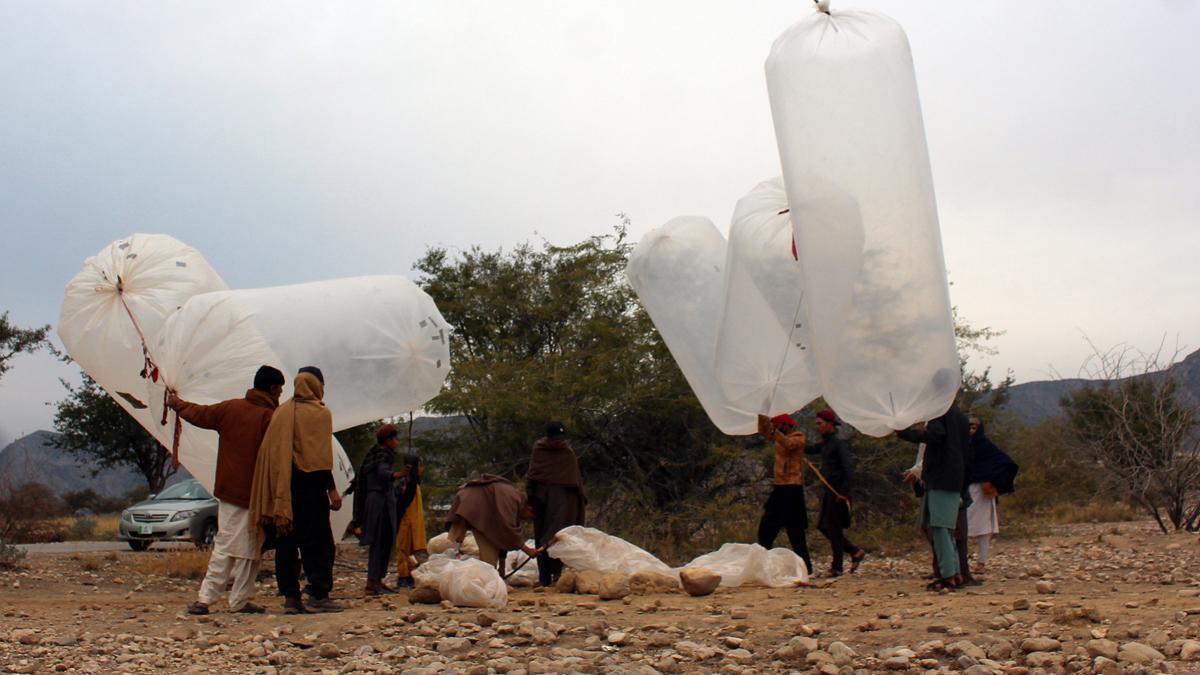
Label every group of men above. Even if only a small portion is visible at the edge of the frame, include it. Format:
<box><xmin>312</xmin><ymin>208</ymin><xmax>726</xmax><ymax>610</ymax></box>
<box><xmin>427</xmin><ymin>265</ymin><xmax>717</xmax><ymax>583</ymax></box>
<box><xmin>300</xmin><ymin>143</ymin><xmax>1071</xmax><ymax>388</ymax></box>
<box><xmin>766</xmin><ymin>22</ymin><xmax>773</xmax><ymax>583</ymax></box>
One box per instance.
<box><xmin>756</xmin><ymin>409</ymin><xmax>864</xmax><ymax>578</ymax></box>
<box><xmin>173</xmin><ymin>362</ymin><xmax>591</xmax><ymax>615</ymax></box>
<box><xmin>170</xmin><ymin>364</ymin><xmax>344</xmax><ymax>615</ymax></box>
<box><xmin>756</xmin><ymin>401</ymin><xmax>1017</xmax><ymax>589</ymax></box>
<box><xmin>175</xmin><ymin>362</ymin><xmax>1013</xmax><ymax>614</ymax></box>
<box><xmin>442</xmin><ymin>421</ymin><xmax>586</xmax><ymax>587</ymax></box>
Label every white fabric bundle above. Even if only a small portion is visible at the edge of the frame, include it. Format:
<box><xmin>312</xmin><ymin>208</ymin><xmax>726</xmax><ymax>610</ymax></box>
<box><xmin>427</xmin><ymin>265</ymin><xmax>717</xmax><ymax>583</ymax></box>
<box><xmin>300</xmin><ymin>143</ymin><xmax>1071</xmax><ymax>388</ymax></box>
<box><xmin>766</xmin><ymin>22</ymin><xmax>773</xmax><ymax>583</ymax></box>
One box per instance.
<box><xmin>626</xmin><ymin>216</ymin><xmax>757</xmax><ymax>434</ymax></box>
<box><xmin>715</xmin><ymin>176</ymin><xmax>819</xmax><ymax>418</ymax></box>
<box><xmin>147</xmin><ymin>275</ymin><xmax>451</xmax><ymax>539</ymax></box>
<box><xmin>765</xmin><ymin>7</ymin><xmax>959</xmax><ymax>435</ymax></box>
<box><xmin>150</xmin><ymin>275</ymin><xmax>451</xmax><ymax>432</ymax></box>
<box><xmin>58</xmin><ymin>234</ymin><xmax>228</xmax><ymax>425</ymax></box>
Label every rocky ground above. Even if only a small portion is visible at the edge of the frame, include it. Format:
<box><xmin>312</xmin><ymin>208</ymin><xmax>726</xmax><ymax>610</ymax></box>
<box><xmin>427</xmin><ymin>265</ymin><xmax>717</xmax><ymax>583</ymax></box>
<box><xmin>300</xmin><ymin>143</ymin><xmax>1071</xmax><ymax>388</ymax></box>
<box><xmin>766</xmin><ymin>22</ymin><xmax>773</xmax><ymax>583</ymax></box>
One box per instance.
<box><xmin>2</xmin><ymin>520</ymin><xmax>1199</xmax><ymax>674</ymax></box>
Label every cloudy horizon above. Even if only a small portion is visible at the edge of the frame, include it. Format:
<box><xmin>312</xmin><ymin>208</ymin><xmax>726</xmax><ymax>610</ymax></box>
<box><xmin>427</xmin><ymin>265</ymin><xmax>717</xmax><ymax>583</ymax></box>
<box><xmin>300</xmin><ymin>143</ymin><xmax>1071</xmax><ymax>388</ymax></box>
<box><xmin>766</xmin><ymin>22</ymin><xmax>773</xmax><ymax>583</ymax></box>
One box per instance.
<box><xmin>2</xmin><ymin>0</ymin><xmax>1197</xmax><ymax>446</ymax></box>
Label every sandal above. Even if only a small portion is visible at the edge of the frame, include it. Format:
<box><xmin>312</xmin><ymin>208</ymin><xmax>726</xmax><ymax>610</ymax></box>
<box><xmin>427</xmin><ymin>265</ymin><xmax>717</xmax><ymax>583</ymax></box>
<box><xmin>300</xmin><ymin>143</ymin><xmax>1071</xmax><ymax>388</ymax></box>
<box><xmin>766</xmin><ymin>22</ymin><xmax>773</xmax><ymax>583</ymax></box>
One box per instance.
<box><xmin>925</xmin><ymin>575</ymin><xmax>962</xmax><ymax>592</ymax></box>
<box><xmin>850</xmin><ymin>550</ymin><xmax>866</xmax><ymax>573</ymax></box>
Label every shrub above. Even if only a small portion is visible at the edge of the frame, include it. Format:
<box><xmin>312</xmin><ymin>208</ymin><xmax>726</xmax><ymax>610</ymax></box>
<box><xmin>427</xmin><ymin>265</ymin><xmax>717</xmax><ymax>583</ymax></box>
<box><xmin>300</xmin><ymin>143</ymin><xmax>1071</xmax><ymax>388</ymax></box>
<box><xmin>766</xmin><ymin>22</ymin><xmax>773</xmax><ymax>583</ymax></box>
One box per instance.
<box><xmin>0</xmin><ymin>537</ymin><xmax>27</xmax><ymax>569</ymax></box>
<box><xmin>68</xmin><ymin>516</ymin><xmax>97</xmax><ymax>540</ymax></box>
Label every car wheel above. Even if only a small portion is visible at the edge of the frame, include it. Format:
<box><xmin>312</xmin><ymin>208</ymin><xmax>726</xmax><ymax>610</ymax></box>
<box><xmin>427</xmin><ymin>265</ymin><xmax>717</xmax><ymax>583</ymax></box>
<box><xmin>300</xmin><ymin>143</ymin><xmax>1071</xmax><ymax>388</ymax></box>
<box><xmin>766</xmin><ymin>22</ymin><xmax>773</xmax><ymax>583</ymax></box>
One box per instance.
<box><xmin>128</xmin><ymin>540</ymin><xmax>150</xmax><ymax>552</ymax></box>
<box><xmin>195</xmin><ymin>518</ymin><xmax>218</xmax><ymax>549</ymax></box>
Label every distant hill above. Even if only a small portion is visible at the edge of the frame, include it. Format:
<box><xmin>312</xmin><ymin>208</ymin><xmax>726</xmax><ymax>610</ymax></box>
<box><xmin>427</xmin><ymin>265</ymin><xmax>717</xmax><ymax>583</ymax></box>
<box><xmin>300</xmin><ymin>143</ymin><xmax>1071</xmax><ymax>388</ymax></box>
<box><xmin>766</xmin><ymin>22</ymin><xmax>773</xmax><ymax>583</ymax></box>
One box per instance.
<box><xmin>1004</xmin><ymin>348</ymin><xmax>1200</xmax><ymax>424</ymax></box>
<box><xmin>0</xmin><ymin>430</ymin><xmax>148</xmax><ymax>498</ymax></box>
<box><xmin>0</xmin><ymin>417</ymin><xmax>468</xmax><ymax>498</ymax></box>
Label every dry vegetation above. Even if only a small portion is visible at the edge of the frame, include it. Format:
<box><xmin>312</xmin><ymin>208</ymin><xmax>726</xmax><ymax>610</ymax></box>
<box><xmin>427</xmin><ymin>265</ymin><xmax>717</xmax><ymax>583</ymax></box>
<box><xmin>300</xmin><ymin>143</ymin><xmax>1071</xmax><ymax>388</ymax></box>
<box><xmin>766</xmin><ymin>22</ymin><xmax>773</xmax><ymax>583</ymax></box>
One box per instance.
<box><xmin>130</xmin><ymin>549</ymin><xmax>211</xmax><ymax>580</ymax></box>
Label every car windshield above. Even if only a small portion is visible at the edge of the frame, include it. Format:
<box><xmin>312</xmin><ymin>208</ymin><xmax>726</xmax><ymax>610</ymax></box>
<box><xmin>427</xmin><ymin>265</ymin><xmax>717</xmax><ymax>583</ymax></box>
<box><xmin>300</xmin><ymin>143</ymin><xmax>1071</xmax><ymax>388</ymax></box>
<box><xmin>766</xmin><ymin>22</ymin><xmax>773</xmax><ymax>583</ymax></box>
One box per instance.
<box><xmin>154</xmin><ymin>481</ymin><xmax>211</xmax><ymax>501</ymax></box>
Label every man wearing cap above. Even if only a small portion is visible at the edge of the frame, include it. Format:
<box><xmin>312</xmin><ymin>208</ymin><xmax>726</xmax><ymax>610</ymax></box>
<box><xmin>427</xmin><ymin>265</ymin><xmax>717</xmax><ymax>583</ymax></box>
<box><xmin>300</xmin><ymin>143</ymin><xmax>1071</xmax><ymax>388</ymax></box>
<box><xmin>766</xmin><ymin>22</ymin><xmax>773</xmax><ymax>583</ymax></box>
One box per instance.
<box><xmin>167</xmin><ymin>365</ymin><xmax>285</xmax><ymax>616</ymax></box>
<box><xmin>250</xmin><ymin>366</ymin><xmax>344</xmax><ymax>613</ymax></box>
<box><xmin>756</xmin><ymin>412</ymin><xmax>813</xmax><ymax>575</ymax></box>
<box><xmin>526</xmin><ymin>421</ymin><xmax>586</xmax><ymax>587</ymax></box>
<box><xmin>355</xmin><ymin>423</ymin><xmax>404</xmax><ymax>596</ymax></box>
<box><xmin>809</xmin><ymin>409</ymin><xmax>865</xmax><ymax>577</ymax></box>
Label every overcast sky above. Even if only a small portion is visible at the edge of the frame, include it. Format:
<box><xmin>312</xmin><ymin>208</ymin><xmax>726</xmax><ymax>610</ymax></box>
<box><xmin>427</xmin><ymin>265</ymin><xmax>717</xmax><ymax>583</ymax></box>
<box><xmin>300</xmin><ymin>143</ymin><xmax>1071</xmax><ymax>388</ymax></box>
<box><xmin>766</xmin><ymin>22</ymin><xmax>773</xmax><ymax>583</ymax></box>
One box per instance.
<box><xmin>2</xmin><ymin>1</ymin><xmax>1197</xmax><ymax>447</ymax></box>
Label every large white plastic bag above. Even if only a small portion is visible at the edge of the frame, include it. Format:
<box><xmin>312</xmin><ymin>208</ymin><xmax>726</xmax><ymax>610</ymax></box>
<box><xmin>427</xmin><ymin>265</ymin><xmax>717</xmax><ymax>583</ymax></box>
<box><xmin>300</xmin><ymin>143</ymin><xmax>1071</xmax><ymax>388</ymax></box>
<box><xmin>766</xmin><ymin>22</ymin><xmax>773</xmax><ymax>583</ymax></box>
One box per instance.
<box><xmin>426</xmin><ymin>531</ymin><xmax>480</xmax><ymax>557</ymax></box>
<box><xmin>714</xmin><ymin>177</ymin><xmax>819</xmax><ymax>416</ymax></box>
<box><xmin>547</xmin><ymin>526</ymin><xmax>674</xmax><ymax>577</ymax></box>
<box><xmin>684</xmin><ymin>542</ymin><xmax>808</xmax><ymax>588</ymax></box>
<box><xmin>503</xmin><ymin>540</ymin><xmax>540</xmax><ymax>587</ymax></box>
<box><xmin>766</xmin><ymin>8</ymin><xmax>960</xmax><ymax>435</ymax></box>
<box><xmin>625</xmin><ymin>217</ymin><xmax>757</xmax><ymax>435</ymax></box>
<box><xmin>413</xmin><ymin>554</ymin><xmax>507</xmax><ymax>608</ymax></box>
<box><xmin>57</xmin><ymin>234</ymin><xmax>228</xmax><ymax>454</ymax></box>
<box><xmin>150</xmin><ymin>276</ymin><xmax>451</xmax><ymax>432</ymax></box>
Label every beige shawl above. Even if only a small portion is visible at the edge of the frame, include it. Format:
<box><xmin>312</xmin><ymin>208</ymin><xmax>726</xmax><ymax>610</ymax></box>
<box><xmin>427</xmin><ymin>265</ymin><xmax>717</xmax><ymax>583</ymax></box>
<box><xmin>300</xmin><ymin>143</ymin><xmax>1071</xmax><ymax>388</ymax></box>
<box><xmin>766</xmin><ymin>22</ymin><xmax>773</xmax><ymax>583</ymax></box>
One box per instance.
<box><xmin>249</xmin><ymin>372</ymin><xmax>333</xmax><ymax>543</ymax></box>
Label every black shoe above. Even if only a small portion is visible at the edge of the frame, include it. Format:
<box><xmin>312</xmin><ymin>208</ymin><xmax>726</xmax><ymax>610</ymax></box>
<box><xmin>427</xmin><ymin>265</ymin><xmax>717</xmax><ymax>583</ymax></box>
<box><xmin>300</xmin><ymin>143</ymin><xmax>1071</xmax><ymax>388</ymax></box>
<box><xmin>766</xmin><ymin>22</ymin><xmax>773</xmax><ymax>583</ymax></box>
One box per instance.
<box><xmin>236</xmin><ymin>601</ymin><xmax>266</xmax><ymax>614</ymax></box>
<box><xmin>282</xmin><ymin>597</ymin><xmax>310</xmax><ymax>614</ymax></box>
<box><xmin>186</xmin><ymin>602</ymin><xmax>209</xmax><ymax>616</ymax></box>
<box><xmin>306</xmin><ymin>597</ymin><xmax>345</xmax><ymax>613</ymax></box>
<box><xmin>849</xmin><ymin>550</ymin><xmax>866</xmax><ymax>573</ymax></box>
<box><xmin>395</xmin><ymin>576</ymin><xmax>415</xmax><ymax>589</ymax></box>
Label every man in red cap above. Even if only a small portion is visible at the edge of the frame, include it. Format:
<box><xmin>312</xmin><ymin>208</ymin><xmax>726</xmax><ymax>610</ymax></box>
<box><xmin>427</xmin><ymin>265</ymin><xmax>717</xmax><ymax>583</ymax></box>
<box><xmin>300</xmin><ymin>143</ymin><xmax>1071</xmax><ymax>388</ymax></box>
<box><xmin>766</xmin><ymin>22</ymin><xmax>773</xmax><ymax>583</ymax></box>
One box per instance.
<box><xmin>354</xmin><ymin>423</ymin><xmax>405</xmax><ymax>596</ymax></box>
<box><xmin>756</xmin><ymin>412</ymin><xmax>812</xmax><ymax>575</ymax></box>
<box><xmin>810</xmin><ymin>409</ymin><xmax>865</xmax><ymax>577</ymax></box>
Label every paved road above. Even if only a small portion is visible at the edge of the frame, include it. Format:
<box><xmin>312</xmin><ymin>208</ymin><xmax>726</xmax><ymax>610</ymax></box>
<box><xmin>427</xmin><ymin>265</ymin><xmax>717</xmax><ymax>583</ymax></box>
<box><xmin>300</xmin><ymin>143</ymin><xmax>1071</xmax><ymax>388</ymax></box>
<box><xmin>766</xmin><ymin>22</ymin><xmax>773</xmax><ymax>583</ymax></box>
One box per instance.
<box><xmin>17</xmin><ymin>541</ymin><xmax>192</xmax><ymax>554</ymax></box>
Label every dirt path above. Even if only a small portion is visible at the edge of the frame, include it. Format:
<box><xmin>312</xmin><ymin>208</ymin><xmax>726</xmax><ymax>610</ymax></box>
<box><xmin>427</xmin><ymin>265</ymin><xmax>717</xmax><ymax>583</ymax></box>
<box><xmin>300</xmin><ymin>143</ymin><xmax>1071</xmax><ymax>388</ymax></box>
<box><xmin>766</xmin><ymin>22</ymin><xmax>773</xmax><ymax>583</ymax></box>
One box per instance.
<box><xmin>2</xmin><ymin>520</ymin><xmax>1199</xmax><ymax>673</ymax></box>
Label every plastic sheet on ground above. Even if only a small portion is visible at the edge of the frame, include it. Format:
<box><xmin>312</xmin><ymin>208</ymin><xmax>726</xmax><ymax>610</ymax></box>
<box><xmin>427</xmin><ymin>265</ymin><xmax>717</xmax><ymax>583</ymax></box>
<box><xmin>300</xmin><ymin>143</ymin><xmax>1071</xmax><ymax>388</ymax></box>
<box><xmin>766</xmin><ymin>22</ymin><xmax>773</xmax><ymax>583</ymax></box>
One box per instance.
<box><xmin>502</xmin><ymin>541</ymin><xmax>540</xmax><ymax>587</ymax></box>
<box><xmin>548</xmin><ymin>526</ymin><xmax>675</xmax><ymax>577</ymax></box>
<box><xmin>683</xmin><ymin>542</ymin><xmax>809</xmax><ymax>587</ymax></box>
<box><xmin>413</xmin><ymin>553</ymin><xmax>507</xmax><ymax>608</ymax></box>
<box><xmin>426</xmin><ymin>531</ymin><xmax>480</xmax><ymax>557</ymax></box>
<box><xmin>547</xmin><ymin>526</ymin><xmax>808</xmax><ymax>588</ymax></box>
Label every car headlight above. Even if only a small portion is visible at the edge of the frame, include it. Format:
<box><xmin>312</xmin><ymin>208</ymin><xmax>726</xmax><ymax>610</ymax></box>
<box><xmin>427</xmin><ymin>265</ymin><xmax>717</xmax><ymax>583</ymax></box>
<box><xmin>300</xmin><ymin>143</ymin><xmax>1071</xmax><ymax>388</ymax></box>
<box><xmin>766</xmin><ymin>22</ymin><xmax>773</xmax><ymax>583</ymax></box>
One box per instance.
<box><xmin>121</xmin><ymin>511</ymin><xmax>132</xmax><ymax>522</ymax></box>
<box><xmin>170</xmin><ymin>510</ymin><xmax>197</xmax><ymax>522</ymax></box>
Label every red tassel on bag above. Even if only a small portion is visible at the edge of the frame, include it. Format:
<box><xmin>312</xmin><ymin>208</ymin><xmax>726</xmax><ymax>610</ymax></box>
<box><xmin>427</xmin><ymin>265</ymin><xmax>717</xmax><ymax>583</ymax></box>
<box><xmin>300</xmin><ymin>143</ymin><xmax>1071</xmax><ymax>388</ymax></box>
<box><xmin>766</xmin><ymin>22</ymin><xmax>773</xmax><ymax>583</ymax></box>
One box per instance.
<box><xmin>171</xmin><ymin>414</ymin><xmax>182</xmax><ymax>469</ymax></box>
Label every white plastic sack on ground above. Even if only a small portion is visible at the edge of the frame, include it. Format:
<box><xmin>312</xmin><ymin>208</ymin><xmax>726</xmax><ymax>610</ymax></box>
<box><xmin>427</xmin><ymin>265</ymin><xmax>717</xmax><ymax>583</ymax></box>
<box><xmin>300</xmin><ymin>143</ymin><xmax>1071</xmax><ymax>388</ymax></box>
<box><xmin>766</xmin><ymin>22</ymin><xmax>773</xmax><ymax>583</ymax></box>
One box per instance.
<box><xmin>427</xmin><ymin>531</ymin><xmax>480</xmax><ymax>557</ymax></box>
<box><xmin>502</xmin><ymin>540</ymin><xmax>540</xmax><ymax>587</ymax></box>
<box><xmin>714</xmin><ymin>177</ymin><xmax>819</xmax><ymax>416</ymax></box>
<box><xmin>151</xmin><ymin>275</ymin><xmax>451</xmax><ymax>432</ymax></box>
<box><xmin>766</xmin><ymin>7</ymin><xmax>959</xmax><ymax>435</ymax></box>
<box><xmin>547</xmin><ymin>526</ymin><xmax>674</xmax><ymax>577</ymax></box>
<box><xmin>57</xmin><ymin>233</ymin><xmax>228</xmax><ymax>456</ymax></box>
<box><xmin>413</xmin><ymin>553</ymin><xmax>507</xmax><ymax>608</ymax></box>
<box><xmin>625</xmin><ymin>217</ymin><xmax>757</xmax><ymax>435</ymax></box>
<box><xmin>684</xmin><ymin>542</ymin><xmax>809</xmax><ymax>587</ymax></box>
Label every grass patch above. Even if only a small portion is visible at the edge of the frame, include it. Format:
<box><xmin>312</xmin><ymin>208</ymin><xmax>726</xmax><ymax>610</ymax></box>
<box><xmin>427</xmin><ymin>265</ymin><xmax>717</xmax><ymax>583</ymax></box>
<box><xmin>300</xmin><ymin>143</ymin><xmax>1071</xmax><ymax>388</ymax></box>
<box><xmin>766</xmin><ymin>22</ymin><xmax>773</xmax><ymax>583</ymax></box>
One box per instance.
<box><xmin>132</xmin><ymin>549</ymin><xmax>210</xmax><ymax>580</ymax></box>
<box><xmin>54</xmin><ymin>514</ymin><xmax>122</xmax><ymax>542</ymax></box>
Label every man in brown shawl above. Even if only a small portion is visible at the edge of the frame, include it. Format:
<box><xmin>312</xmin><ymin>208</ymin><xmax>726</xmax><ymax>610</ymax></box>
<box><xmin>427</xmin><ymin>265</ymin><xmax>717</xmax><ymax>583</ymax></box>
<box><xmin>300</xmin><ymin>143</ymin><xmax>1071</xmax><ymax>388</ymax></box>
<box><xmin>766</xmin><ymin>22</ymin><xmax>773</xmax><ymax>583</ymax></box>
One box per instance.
<box><xmin>446</xmin><ymin>475</ymin><xmax>539</xmax><ymax>570</ymax></box>
<box><xmin>249</xmin><ymin>366</ymin><xmax>344</xmax><ymax>614</ymax></box>
<box><xmin>526</xmin><ymin>421</ymin><xmax>586</xmax><ymax>586</ymax></box>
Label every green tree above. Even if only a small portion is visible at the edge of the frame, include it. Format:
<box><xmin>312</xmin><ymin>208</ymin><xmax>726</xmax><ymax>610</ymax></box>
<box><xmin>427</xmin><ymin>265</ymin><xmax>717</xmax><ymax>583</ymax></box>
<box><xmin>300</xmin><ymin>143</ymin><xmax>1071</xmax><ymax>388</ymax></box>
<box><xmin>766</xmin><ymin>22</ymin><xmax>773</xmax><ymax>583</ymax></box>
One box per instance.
<box><xmin>52</xmin><ymin>374</ymin><xmax>177</xmax><ymax>494</ymax></box>
<box><xmin>0</xmin><ymin>311</ymin><xmax>50</xmax><ymax>382</ymax></box>
<box><xmin>953</xmin><ymin>307</ymin><xmax>1013</xmax><ymax>419</ymax></box>
<box><xmin>1060</xmin><ymin>344</ymin><xmax>1199</xmax><ymax>532</ymax></box>
<box><xmin>414</xmin><ymin>224</ymin><xmax>737</xmax><ymax>540</ymax></box>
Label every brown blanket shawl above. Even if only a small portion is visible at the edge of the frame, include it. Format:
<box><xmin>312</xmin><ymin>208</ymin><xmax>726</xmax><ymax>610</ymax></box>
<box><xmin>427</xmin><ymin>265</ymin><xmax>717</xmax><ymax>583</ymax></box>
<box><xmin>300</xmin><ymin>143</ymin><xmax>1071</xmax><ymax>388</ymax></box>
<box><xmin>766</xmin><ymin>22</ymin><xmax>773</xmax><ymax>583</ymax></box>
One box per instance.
<box><xmin>446</xmin><ymin>474</ymin><xmax>527</xmax><ymax>550</ymax></box>
<box><xmin>526</xmin><ymin>437</ymin><xmax>583</xmax><ymax>488</ymax></box>
<box><xmin>249</xmin><ymin>372</ymin><xmax>333</xmax><ymax>542</ymax></box>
